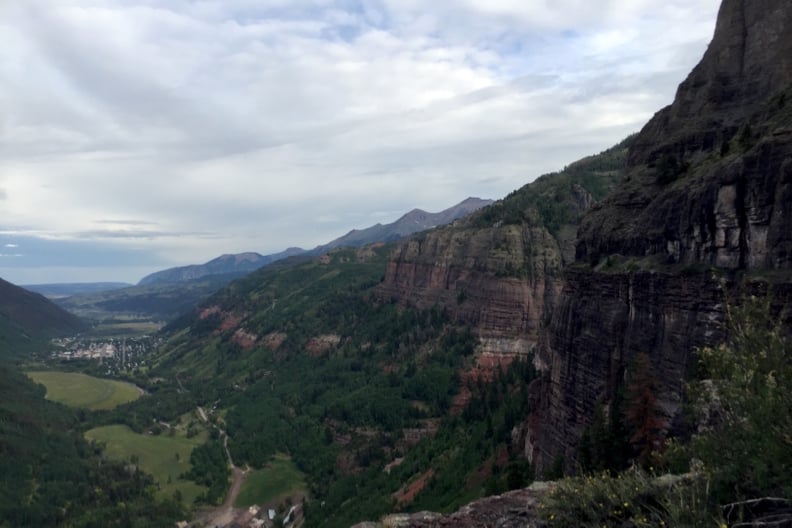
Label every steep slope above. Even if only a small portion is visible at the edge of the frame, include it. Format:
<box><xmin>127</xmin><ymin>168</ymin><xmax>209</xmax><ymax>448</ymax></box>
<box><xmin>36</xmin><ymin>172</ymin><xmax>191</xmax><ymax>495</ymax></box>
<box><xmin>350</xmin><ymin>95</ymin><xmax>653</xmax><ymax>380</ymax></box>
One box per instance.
<box><xmin>0</xmin><ymin>277</ymin><xmax>86</xmax><ymax>357</ymax></box>
<box><xmin>314</xmin><ymin>197</ymin><xmax>493</xmax><ymax>253</ymax></box>
<box><xmin>533</xmin><ymin>0</ymin><xmax>792</xmax><ymax>473</ymax></box>
<box><xmin>0</xmin><ymin>365</ymin><xmax>183</xmax><ymax>526</ymax></box>
<box><xmin>149</xmin><ymin>246</ymin><xmax>543</xmax><ymax>527</ymax></box>
<box><xmin>138</xmin><ymin>248</ymin><xmax>305</xmax><ymax>286</ymax></box>
<box><xmin>377</xmin><ymin>140</ymin><xmax>629</xmax><ymax>358</ymax></box>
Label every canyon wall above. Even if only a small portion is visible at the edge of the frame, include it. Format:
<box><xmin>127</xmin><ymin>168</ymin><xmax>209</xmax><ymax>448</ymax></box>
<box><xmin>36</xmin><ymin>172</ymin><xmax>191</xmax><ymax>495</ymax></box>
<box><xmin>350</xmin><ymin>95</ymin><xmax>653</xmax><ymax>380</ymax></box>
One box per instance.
<box><xmin>377</xmin><ymin>223</ymin><xmax>567</xmax><ymax>356</ymax></box>
<box><xmin>380</xmin><ymin>0</ymin><xmax>792</xmax><ymax>475</ymax></box>
<box><xmin>533</xmin><ymin>0</ymin><xmax>792</xmax><ymax>472</ymax></box>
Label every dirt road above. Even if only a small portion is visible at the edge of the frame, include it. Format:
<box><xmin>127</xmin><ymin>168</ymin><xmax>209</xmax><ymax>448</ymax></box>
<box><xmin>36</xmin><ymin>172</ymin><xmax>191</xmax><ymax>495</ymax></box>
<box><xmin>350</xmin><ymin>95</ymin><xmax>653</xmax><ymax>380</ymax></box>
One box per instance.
<box><xmin>193</xmin><ymin>407</ymin><xmax>249</xmax><ymax>527</ymax></box>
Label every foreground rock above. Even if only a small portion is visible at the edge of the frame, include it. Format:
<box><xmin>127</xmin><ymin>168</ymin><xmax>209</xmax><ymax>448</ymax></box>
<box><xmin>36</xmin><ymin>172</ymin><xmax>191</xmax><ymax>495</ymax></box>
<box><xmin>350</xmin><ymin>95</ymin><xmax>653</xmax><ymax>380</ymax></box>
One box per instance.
<box><xmin>354</xmin><ymin>482</ymin><xmax>552</xmax><ymax>528</ymax></box>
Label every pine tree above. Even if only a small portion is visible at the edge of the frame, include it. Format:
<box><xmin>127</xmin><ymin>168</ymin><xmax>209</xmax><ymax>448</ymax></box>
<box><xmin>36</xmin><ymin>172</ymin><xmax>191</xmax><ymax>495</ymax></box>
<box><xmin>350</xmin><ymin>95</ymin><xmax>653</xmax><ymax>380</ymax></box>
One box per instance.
<box><xmin>622</xmin><ymin>353</ymin><xmax>669</xmax><ymax>468</ymax></box>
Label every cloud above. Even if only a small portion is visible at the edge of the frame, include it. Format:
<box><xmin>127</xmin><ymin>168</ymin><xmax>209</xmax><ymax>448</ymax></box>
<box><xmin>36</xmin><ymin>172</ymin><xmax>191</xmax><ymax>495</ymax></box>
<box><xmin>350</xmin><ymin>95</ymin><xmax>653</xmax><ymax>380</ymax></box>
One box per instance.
<box><xmin>0</xmin><ymin>0</ymin><xmax>722</xmax><ymax>282</ymax></box>
<box><xmin>4</xmin><ymin>243</ymin><xmax>19</xmax><ymax>248</ymax></box>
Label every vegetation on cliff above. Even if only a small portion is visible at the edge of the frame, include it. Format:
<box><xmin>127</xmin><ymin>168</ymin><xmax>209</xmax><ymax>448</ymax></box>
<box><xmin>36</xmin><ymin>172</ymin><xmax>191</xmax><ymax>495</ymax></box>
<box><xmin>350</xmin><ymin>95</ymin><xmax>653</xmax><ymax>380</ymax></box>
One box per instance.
<box><xmin>540</xmin><ymin>293</ymin><xmax>792</xmax><ymax>527</ymax></box>
<box><xmin>471</xmin><ymin>136</ymin><xmax>631</xmax><ymax>234</ymax></box>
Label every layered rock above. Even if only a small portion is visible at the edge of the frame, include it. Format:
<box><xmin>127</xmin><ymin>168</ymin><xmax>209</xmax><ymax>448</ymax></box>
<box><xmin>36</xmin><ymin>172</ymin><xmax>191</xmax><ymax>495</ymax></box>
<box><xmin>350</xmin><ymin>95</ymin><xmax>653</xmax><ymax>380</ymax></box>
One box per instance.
<box><xmin>533</xmin><ymin>0</ymin><xmax>792</xmax><ymax>472</ymax></box>
<box><xmin>578</xmin><ymin>0</ymin><xmax>792</xmax><ymax>270</ymax></box>
<box><xmin>377</xmin><ymin>223</ymin><xmax>565</xmax><ymax>355</ymax></box>
<box><xmin>376</xmin><ymin>142</ymin><xmax>628</xmax><ymax>356</ymax></box>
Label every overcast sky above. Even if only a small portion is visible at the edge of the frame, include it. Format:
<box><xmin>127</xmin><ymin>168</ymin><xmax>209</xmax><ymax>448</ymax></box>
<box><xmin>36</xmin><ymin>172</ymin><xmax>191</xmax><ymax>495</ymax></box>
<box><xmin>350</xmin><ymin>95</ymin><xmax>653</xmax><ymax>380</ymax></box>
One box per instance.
<box><xmin>0</xmin><ymin>0</ymin><xmax>721</xmax><ymax>284</ymax></box>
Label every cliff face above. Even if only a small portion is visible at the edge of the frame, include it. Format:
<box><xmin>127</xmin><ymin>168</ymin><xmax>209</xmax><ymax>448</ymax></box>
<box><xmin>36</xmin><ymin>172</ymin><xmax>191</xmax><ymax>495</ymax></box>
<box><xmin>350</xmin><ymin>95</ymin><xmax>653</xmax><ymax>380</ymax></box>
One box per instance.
<box><xmin>578</xmin><ymin>0</ymin><xmax>792</xmax><ymax>270</ymax></box>
<box><xmin>377</xmin><ymin>140</ymin><xmax>628</xmax><ymax>360</ymax></box>
<box><xmin>534</xmin><ymin>0</ymin><xmax>792</xmax><ymax>472</ymax></box>
<box><xmin>377</xmin><ymin>223</ymin><xmax>565</xmax><ymax>356</ymax></box>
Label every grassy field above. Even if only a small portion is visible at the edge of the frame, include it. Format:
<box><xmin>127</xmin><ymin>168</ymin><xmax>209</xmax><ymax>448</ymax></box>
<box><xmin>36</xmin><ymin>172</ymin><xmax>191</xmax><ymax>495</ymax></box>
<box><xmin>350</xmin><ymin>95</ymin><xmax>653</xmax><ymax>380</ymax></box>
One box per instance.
<box><xmin>235</xmin><ymin>453</ymin><xmax>307</xmax><ymax>508</ymax></box>
<box><xmin>90</xmin><ymin>320</ymin><xmax>164</xmax><ymax>337</ymax></box>
<box><xmin>85</xmin><ymin>424</ymin><xmax>208</xmax><ymax>505</ymax></box>
<box><xmin>26</xmin><ymin>371</ymin><xmax>141</xmax><ymax>410</ymax></box>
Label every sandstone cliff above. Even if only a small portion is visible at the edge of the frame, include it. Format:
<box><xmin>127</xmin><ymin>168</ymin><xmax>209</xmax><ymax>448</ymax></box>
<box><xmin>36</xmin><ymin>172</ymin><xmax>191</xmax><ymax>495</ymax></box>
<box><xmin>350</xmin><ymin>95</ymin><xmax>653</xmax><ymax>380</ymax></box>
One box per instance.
<box><xmin>533</xmin><ymin>0</ymin><xmax>792</xmax><ymax>472</ymax></box>
<box><xmin>578</xmin><ymin>0</ymin><xmax>792</xmax><ymax>270</ymax></box>
<box><xmin>377</xmin><ymin>141</ymin><xmax>628</xmax><ymax>358</ymax></box>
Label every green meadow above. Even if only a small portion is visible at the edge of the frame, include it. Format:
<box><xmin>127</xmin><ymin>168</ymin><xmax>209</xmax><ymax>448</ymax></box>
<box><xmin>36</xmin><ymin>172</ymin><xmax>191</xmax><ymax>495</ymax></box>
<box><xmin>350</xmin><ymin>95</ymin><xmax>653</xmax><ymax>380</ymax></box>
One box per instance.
<box><xmin>26</xmin><ymin>371</ymin><xmax>141</xmax><ymax>410</ymax></box>
<box><xmin>85</xmin><ymin>424</ymin><xmax>208</xmax><ymax>505</ymax></box>
<box><xmin>234</xmin><ymin>453</ymin><xmax>307</xmax><ymax>508</ymax></box>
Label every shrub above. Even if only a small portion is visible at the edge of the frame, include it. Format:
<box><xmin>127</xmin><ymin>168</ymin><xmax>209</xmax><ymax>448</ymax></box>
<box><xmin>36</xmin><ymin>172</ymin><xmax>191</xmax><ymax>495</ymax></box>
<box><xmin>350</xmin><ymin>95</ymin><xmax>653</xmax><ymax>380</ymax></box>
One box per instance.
<box><xmin>689</xmin><ymin>294</ymin><xmax>792</xmax><ymax>502</ymax></box>
<box><xmin>539</xmin><ymin>468</ymin><xmax>719</xmax><ymax>527</ymax></box>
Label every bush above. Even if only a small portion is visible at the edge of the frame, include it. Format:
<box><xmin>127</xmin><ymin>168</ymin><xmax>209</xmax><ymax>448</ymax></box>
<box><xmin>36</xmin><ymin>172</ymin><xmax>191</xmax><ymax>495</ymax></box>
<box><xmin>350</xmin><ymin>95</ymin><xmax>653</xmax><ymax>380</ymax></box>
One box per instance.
<box><xmin>688</xmin><ymin>294</ymin><xmax>792</xmax><ymax>502</ymax></box>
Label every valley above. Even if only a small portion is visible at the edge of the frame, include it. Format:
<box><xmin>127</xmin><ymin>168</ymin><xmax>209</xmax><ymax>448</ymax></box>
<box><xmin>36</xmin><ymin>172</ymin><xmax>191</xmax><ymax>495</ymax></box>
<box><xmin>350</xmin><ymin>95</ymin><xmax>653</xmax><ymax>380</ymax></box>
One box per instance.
<box><xmin>85</xmin><ymin>423</ymin><xmax>209</xmax><ymax>505</ymax></box>
<box><xmin>1</xmin><ymin>1</ymin><xmax>791</xmax><ymax>527</ymax></box>
<box><xmin>27</xmin><ymin>370</ymin><xmax>143</xmax><ymax>410</ymax></box>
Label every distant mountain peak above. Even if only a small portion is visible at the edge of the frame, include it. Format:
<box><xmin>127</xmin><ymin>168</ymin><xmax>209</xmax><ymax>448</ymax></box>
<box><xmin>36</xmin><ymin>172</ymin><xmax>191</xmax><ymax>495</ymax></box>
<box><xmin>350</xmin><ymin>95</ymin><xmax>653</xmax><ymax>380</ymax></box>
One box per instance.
<box><xmin>314</xmin><ymin>197</ymin><xmax>493</xmax><ymax>253</ymax></box>
<box><xmin>137</xmin><ymin>247</ymin><xmax>305</xmax><ymax>286</ymax></box>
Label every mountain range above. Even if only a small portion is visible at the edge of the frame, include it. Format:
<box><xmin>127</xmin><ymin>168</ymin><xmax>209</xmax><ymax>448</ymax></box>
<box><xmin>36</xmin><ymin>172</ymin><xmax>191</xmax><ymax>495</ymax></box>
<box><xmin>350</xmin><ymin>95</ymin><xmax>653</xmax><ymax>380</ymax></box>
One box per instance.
<box><xmin>137</xmin><ymin>197</ymin><xmax>492</xmax><ymax>287</ymax></box>
<box><xmin>44</xmin><ymin>197</ymin><xmax>493</xmax><ymax>322</ymax></box>
<box><xmin>1</xmin><ymin>1</ymin><xmax>790</xmax><ymax>526</ymax></box>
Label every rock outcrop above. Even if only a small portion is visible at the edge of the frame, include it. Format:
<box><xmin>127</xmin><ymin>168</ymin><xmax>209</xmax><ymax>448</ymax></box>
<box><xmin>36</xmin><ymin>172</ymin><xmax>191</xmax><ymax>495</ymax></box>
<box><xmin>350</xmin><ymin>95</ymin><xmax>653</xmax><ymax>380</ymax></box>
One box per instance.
<box><xmin>377</xmin><ymin>223</ymin><xmax>565</xmax><ymax>356</ymax></box>
<box><xmin>533</xmin><ymin>0</ymin><xmax>792</xmax><ymax>472</ymax></box>
<box><xmin>578</xmin><ymin>0</ymin><xmax>792</xmax><ymax>270</ymax></box>
<box><xmin>354</xmin><ymin>482</ymin><xmax>552</xmax><ymax>528</ymax></box>
<box><xmin>377</xmin><ymin>142</ymin><xmax>629</xmax><ymax>356</ymax></box>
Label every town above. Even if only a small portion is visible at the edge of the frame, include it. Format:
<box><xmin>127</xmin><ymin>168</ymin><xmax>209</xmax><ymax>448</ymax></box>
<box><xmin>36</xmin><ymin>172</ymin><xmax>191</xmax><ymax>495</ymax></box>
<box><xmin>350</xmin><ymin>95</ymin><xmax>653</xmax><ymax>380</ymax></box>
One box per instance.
<box><xmin>50</xmin><ymin>335</ymin><xmax>164</xmax><ymax>375</ymax></box>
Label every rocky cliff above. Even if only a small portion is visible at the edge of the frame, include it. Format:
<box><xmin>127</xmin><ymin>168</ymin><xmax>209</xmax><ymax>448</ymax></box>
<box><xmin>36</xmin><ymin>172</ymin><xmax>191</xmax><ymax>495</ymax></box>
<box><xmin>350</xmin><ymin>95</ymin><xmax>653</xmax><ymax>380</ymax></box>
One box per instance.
<box><xmin>378</xmin><ymin>223</ymin><xmax>564</xmax><ymax>357</ymax></box>
<box><xmin>377</xmin><ymin>142</ymin><xmax>629</xmax><ymax>359</ymax></box>
<box><xmin>533</xmin><ymin>0</ymin><xmax>792</xmax><ymax>472</ymax></box>
<box><xmin>578</xmin><ymin>0</ymin><xmax>792</xmax><ymax>270</ymax></box>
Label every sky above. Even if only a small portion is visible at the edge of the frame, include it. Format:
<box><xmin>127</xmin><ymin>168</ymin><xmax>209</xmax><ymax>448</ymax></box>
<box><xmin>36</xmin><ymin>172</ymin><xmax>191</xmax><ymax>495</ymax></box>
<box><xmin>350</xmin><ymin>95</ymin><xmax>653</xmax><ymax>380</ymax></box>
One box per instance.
<box><xmin>0</xmin><ymin>0</ymin><xmax>721</xmax><ymax>285</ymax></box>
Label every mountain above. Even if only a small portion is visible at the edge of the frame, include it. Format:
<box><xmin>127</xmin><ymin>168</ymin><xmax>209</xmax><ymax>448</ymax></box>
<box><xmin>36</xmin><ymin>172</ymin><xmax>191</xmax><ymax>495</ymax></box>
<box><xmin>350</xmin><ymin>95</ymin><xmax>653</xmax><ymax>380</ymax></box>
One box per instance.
<box><xmin>138</xmin><ymin>248</ymin><xmax>305</xmax><ymax>286</ymax></box>
<box><xmin>313</xmin><ymin>197</ymin><xmax>493</xmax><ymax>253</ymax></box>
<box><xmin>533</xmin><ymin>0</ymin><xmax>792</xmax><ymax>473</ymax></box>
<box><xmin>0</xmin><ymin>277</ymin><xmax>86</xmax><ymax>357</ymax></box>
<box><xmin>22</xmin><ymin>282</ymin><xmax>132</xmax><ymax>299</ymax></box>
<box><xmin>139</xmin><ymin>198</ymin><xmax>490</xmax><ymax>288</ymax></box>
<box><xmin>60</xmin><ymin>199</ymin><xmax>490</xmax><ymax>324</ymax></box>
<box><xmin>378</xmin><ymin>140</ymin><xmax>628</xmax><ymax>360</ymax></box>
<box><xmin>137</xmin><ymin>149</ymin><xmax>620</xmax><ymax>527</ymax></box>
<box><xmin>39</xmin><ymin>2</ymin><xmax>792</xmax><ymax>525</ymax></box>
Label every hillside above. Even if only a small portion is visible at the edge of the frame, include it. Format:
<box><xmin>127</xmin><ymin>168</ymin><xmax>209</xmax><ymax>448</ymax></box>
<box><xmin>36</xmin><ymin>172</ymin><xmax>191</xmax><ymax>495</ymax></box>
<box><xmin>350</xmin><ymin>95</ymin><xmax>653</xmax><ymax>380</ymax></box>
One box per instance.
<box><xmin>0</xmin><ymin>277</ymin><xmax>86</xmax><ymax>357</ymax></box>
<box><xmin>377</xmin><ymin>138</ymin><xmax>629</xmax><ymax>354</ymax></box>
<box><xmin>18</xmin><ymin>1</ymin><xmax>791</xmax><ymax>526</ymax></box>
<box><xmin>138</xmin><ymin>248</ymin><xmax>306</xmax><ymax>286</ymax></box>
<box><xmin>132</xmin><ymin>145</ymin><xmax>625</xmax><ymax>527</ymax></box>
<box><xmin>0</xmin><ymin>366</ymin><xmax>183</xmax><ymax>526</ymax></box>
<box><xmin>56</xmin><ymin>272</ymin><xmax>265</xmax><ymax>322</ymax></box>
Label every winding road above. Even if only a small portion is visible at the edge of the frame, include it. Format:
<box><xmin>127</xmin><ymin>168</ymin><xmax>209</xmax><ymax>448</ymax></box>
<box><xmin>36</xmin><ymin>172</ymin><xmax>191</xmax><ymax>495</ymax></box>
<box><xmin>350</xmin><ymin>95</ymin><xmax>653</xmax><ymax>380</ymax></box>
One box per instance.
<box><xmin>194</xmin><ymin>406</ymin><xmax>249</xmax><ymax>528</ymax></box>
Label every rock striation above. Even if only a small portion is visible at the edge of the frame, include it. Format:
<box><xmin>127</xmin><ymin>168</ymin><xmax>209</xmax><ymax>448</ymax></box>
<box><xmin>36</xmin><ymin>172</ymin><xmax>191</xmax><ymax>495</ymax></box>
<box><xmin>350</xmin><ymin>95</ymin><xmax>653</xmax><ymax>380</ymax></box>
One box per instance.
<box><xmin>578</xmin><ymin>0</ymin><xmax>792</xmax><ymax>270</ymax></box>
<box><xmin>377</xmin><ymin>223</ymin><xmax>564</xmax><ymax>356</ymax></box>
<box><xmin>376</xmin><ymin>142</ymin><xmax>628</xmax><ymax>356</ymax></box>
<box><xmin>533</xmin><ymin>0</ymin><xmax>792</xmax><ymax>472</ymax></box>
